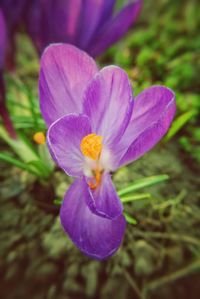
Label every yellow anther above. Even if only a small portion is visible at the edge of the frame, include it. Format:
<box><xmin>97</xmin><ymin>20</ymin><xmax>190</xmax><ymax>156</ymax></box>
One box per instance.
<box><xmin>80</xmin><ymin>133</ymin><xmax>102</xmax><ymax>160</ymax></box>
<box><xmin>33</xmin><ymin>132</ymin><xmax>46</xmax><ymax>145</ymax></box>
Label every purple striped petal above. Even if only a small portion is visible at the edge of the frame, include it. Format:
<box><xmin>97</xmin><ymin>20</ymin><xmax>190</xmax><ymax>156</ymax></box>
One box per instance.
<box><xmin>63</xmin><ymin>0</ymin><xmax>82</xmax><ymax>44</ymax></box>
<box><xmin>88</xmin><ymin>0</ymin><xmax>142</xmax><ymax>56</ymax></box>
<box><xmin>77</xmin><ymin>0</ymin><xmax>115</xmax><ymax>50</ymax></box>
<box><xmin>60</xmin><ymin>178</ymin><xmax>126</xmax><ymax>260</ymax></box>
<box><xmin>85</xmin><ymin>173</ymin><xmax>123</xmax><ymax>219</ymax></box>
<box><xmin>83</xmin><ymin>66</ymin><xmax>134</xmax><ymax>150</ymax></box>
<box><xmin>118</xmin><ymin>86</ymin><xmax>176</xmax><ymax>167</ymax></box>
<box><xmin>26</xmin><ymin>0</ymin><xmax>82</xmax><ymax>53</ymax></box>
<box><xmin>39</xmin><ymin>43</ymin><xmax>98</xmax><ymax>127</ymax></box>
<box><xmin>41</xmin><ymin>0</ymin><xmax>81</xmax><ymax>45</ymax></box>
<box><xmin>47</xmin><ymin>114</ymin><xmax>91</xmax><ymax>177</ymax></box>
<box><xmin>25</xmin><ymin>0</ymin><xmax>116</xmax><ymax>55</ymax></box>
<box><xmin>24</xmin><ymin>0</ymin><xmax>43</xmax><ymax>53</ymax></box>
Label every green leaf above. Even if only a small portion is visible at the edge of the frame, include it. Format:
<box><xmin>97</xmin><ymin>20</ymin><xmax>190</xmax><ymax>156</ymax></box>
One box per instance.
<box><xmin>0</xmin><ymin>152</ymin><xmax>40</xmax><ymax>176</ymax></box>
<box><xmin>28</xmin><ymin>160</ymin><xmax>51</xmax><ymax>178</ymax></box>
<box><xmin>0</xmin><ymin>126</ymin><xmax>39</xmax><ymax>163</ymax></box>
<box><xmin>118</xmin><ymin>175</ymin><xmax>169</xmax><ymax>197</ymax></box>
<box><xmin>0</xmin><ymin>151</ymin><xmax>51</xmax><ymax>178</ymax></box>
<box><xmin>53</xmin><ymin>199</ymin><xmax>62</xmax><ymax>206</ymax></box>
<box><xmin>164</xmin><ymin>110</ymin><xmax>197</xmax><ymax>142</ymax></box>
<box><xmin>124</xmin><ymin>212</ymin><xmax>137</xmax><ymax>225</ymax></box>
<box><xmin>8</xmin><ymin>100</ymin><xmax>32</xmax><ymax>111</ymax></box>
<box><xmin>26</xmin><ymin>90</ymin><xmax>39</xmax><ymax>129</ymax></box>
<box><xmin>38</xmin><ymin>144</ymin><xmax>55</xmax><ymax>172</ymax></box>
<box><xmin>121</xmin><ymin>193</ymin><xmax>151</xmax><ymax>203</ymax></box>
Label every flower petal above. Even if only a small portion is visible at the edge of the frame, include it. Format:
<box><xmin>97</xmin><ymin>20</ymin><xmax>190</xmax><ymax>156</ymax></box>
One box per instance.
<box><xmin>77</xmin><ymin>0</ymin><xmax>115</xmax><ymax>50</ymax></box>
<box><xmin>85</xmin><ymin>173</ymin><xmax>123</xmax><ymax>219</ymax></box>
<box><xmin>60</xmin><ymin>178</ymin><xmax>126</xmax><ymax>260</ymax></box>
<box><xmin>26</xmin><ymin>0</ymin><xmax>83</xmax><ymax>53</ymax></box>
<box><xmin>0</xmin><ymin>9</ymin><xmax>7</xmax><ymax>68</ymax></box>
<box><xmin>88</xmin><ymin>0</ymin><xmax>142</xmax><ymax>57</ymax></box>
<box><xmin>0</xmin><ymin>0</ymin><xmax>27</xmax><ymax>29</ymax></box>
<box><xmin>63</xmin><ymin>0</ymin><xmax>82</xmax><ymax>44</ymax></box>
<box><xmin>118</xmin><ymin>86</ymin><xmax>176</xmax><ymax>166</ymax></box>
<box><xmin>47</xmin><ymin>114</ymin><xmax>91</xmax><ymax>177</ymax></box>
<box><xmin>83</xmin><ymin>66</ymin><xmax>134</xmax><ymax>148</ymax></box>
<box><xmin>39</xmin><ymin>43</ymin><xmax>98</xmax><ymax>126</ymax></box>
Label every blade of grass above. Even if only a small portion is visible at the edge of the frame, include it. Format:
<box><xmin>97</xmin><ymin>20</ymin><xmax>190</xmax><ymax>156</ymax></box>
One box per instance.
<box><xmin>124</xmin><ymin>212</ymin><xmax>137</xmax><ymax>225</ymax></box>
<box><xmin>118</xmin><ymin>175</ymin><xmax>169</xmax><ymax>197</ymax></box>
<box><xmin>54</xmin><ymin>199</ymin><xmax>62</xmax><ymax>206</ymax></box>
<box><xmin>28</xmin><ymin>160</ymin><xmax>51</xmax><ymax>178</ymax></box>
<box><xmin>164</xmin><ymin>110</ymin><xmax>197</xmax><ymax>142</ymax></box>
<box><xmin>0</xmin><ymin>152</ymin><xmax>41</xmax><ymax>176</ymax></box>
<box><xmin>0</xmin><ymin>126</ymin><xmax>39</xmax><ymax>162</ymax></box>
<box><xmin>26</xmin><ymin>90</ymin><xmax>39</xmax><ymax>129</ymax></box>
<box><xmin>8</xmin><ymin>99</ymin><xmax>34</xmax><ymax>111</ymax></box>
<box><xmin>121</xmin><ymin>193</ymin><xmax>151</xmax><ymax>203</ymax></box>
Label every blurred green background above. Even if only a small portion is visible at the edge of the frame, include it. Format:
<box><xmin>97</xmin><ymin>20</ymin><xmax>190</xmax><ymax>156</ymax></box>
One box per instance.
<box><xmin>0</xmin><ymin>0</ymin><xmax>200</xmax><ymax>298</ymax></box>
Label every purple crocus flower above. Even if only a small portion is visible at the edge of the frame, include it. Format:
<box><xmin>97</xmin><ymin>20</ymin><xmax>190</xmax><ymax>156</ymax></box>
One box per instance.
<box><xmin>0</xmin><ymin>1</ymin><xmax>28</xmax><ymax>137</ymax></box>
<box><xmin>0</xmin><ymin>0</ymin><xmax>28</xmax><ymax>70</ymax></box>
<box><xmin>0</xmin><ymin>9</ymin><xmax>7</xmax><ymax>103</ymax></box>
<box><xmin>39</xmin><ymin>44</ymin><xmax>176</xmax><ymax>260</ymax></box>
<box><xmin>25</xmin><ymin>0</ymin><xmax>142</xmax><ymax>56</ymax></box>
<box><xmin>0</xmin><ymin>9</ymin><xmax>6</xmax><ymax>68</ymax></box>
<box><xmin>0</xmin><ymin>9</ymin><xmax>16</xmax><ymax>138</ymax></box>
<box><xmin>0</xmin><ymin>0</ymin><xmax>27</xmax><ymax>29</ymax></box>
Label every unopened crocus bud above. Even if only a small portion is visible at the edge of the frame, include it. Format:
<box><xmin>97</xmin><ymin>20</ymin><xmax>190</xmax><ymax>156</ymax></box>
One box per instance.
<box><xmin>33</xmin><ymin>131</ymin><xmax>46</xmax><ymax>144</ymax></box>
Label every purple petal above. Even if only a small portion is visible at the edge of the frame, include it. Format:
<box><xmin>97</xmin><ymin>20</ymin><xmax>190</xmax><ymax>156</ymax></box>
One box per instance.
<box><xmin>47</xmin><ymin>114</ymin><xmax>91</xmax><ymax>177</ymax></box>
<box><xmin>83</xmin><ymin>66</ymin><xmax>134</xmax><ymax>148</ymax></box>
<box><xmin>39</xmin><ymin>43</ymin><xmax>98</xmax><ymax>127</ymax></box>
<box><xmin>0</xmin><ymin>0</ymin><xmax>27</xmax><ymax>29</ymax></box>
<box><xmin>85</xmin><ymin>173</ymin><xmax>123</xmax><ymax>219</ymax></box>
<box><xmin>63</xmin><ymin>0</ymin><xmax>82</xmax><ymax>43</ymax></box>
<box><xmin>60</xmin><ymin>178</ymin><xmax>126</xmax><ymax>260</ymax></box>
<box><xmin>25</xmin><ymin>0</ymin><xmax>82</xmax><ymax>53</ymax></box>
<box><xmin>118</xmin><ymin>86</ymin><xmax>176</xmax><ymax>166</ymax></box>
<box><xmin>41</xmin><ymin>0</ymin><xmax>81</xmax><ymax>45</ymax></box>
<box><xmin>25</xmin><ymin>0</ymin><xmax>116</xmax><ymax>55</ymax></box>
<box><xmin>0</xmin><ymin>12</ymin><xmax>16</xmax><ymax>139</ymax></box>
<box><xmin>24</xmin><ymin>0</ymin><xmax>43</xmax><ymax>53</ymax></box>
<box><xmin>88</xmin><ymin>0</ymin><xmax>142</xmax><ymax>57</ymax></box>
<box><xmin>77</xmin><ymin>0</ymin><xmax>115</xmax><ymax>50</ymax></box>
<box><xmin>0</xmin><ymin>9</ymin><xmax>7</xmax><ymax>68</ymax></box>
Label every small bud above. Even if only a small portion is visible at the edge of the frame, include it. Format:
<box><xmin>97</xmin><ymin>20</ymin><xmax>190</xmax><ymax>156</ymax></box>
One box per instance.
<box><xmin>33</xmin><ymin>132</ymin><xmax>46</xmax><ymax>144</ymax></box>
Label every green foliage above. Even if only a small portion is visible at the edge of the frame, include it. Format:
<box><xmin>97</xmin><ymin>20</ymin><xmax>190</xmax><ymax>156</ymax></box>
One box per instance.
<box><xmin>0</xmin><ymin>70</ymin><xmax>54</xmax><ymax>178</ymax></box>
<box><xmin>124</xmin><ymin>212</ymin><xmax>137</xmax><ymax>225</ymax></box>
<box><xmin>164</xmin><ymin>110</ymin><xmax>197</xmax><ymax>142</ymax></box>
<box><xmin>118</xmin><ymin>175</ymin><xmax>169</xmax><ymax>197</ymax></box>
<box><xmin>0</xmin><ymin>126</ymin><xmax>54</xmax><ymax>179</ymax></box>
